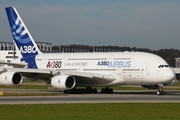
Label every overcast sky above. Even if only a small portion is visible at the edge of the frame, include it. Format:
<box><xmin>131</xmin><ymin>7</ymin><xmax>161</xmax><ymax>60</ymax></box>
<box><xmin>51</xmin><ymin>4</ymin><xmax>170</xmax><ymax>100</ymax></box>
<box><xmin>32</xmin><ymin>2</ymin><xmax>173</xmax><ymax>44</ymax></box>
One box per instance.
<box><xmin>0</xmin><ymin>0</ymin><xmax>180</xmax><ymax>50</ymax></box>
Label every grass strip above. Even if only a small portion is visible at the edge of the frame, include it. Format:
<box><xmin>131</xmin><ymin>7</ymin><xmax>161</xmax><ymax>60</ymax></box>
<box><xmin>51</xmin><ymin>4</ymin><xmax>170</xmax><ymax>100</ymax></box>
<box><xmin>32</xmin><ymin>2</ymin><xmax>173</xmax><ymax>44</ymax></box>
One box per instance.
<box><xmin>0</xmin><ymin>85</ymin><xmax>51</xmax><ymax>89</ymax></box>
<box><xmin>0</xmin><ymin>103</ymin><xmax>180</xmax><ymax>120</ymax></box>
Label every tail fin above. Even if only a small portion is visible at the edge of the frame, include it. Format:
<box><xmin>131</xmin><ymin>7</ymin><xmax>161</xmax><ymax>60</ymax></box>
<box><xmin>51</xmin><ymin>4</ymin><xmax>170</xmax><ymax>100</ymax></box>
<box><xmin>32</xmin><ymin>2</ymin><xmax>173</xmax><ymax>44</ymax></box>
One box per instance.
<box><xmin>5</xmin><ymin>7</ymin><xmax>42</xmax><ymax>58</ymax></box>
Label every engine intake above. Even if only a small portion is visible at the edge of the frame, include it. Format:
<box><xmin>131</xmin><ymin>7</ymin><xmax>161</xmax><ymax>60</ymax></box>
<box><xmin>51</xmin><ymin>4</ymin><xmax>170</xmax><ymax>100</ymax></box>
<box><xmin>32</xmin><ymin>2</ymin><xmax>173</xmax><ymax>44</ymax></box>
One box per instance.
<box><xmin>51</xmin><ymin>75</ymin><xmax>76</xmax><ymax>90</ymax></box>
<box><xmin>0</xmin><ymin>71</ymin><xmax>23</xmax><ymax>85</ymax></box>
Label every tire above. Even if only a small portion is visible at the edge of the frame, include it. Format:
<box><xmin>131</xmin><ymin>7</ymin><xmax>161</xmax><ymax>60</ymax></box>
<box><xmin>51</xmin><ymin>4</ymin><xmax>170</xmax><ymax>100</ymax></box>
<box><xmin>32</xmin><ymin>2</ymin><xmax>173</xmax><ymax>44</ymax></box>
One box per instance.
<box><xmin>157</xmin><ymin>91</ymin><xmax>160</xmax><ymax>95</ymax></box>
<box><xmin>160</xmin><ymin>90</ymin><xmax>164</xmax><ymax>95</ymax></box>
<box><xmin>93</xmin><ymin>88</ymin><xmax>97</xmax><ymax>93</ymax></box>
<box><xmin>109</xmin><ymin>88</ymin><xmax>113</xmax><ymax>93</ymax></box>
<box><xmin>101</xmin><ymin>88</ymin><xmax>105</xmax><ymax>93</ymax></box>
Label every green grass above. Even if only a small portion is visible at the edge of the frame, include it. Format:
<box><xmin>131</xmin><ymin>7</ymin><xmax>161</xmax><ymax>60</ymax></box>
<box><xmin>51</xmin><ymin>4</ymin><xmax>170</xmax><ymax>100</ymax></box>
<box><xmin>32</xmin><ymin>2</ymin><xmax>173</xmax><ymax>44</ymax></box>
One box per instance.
<box><xmin>172</xmin><ymin>82</ymin><xmax>180</xmax><ymax>86</ymax></box>
<box><xmin>0</xmin><ymin>85</ymin><xmax>50</xmax><ymax>89</ymax></box>
<box><xmin>0</xmin><ymin>103</ymin><xmax>180</xmax><ymax>120</ymax></box>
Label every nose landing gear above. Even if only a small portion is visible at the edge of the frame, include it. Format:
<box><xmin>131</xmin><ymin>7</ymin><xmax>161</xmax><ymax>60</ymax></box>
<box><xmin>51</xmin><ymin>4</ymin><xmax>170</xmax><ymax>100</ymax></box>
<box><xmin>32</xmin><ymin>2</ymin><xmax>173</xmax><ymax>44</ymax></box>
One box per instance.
<box><xmin>157</xmin><ymin>84</ymin><xmax>164</xmax><ymax>95</ymax></box>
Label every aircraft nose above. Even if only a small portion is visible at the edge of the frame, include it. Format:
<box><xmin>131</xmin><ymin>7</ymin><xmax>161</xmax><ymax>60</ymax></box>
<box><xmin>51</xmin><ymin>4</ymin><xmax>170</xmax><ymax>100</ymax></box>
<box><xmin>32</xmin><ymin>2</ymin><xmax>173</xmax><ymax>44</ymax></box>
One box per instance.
<box><xmin>166</xmin><ymin>68</ymin><xmax>176</xmax><ymax>82</ymax></box>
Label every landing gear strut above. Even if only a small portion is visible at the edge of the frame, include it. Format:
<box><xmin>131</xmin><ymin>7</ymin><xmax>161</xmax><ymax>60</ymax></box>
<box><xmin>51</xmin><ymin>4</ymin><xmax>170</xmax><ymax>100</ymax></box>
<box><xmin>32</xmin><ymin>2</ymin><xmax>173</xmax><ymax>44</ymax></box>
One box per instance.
<box><xmin>157</xmin><ymin>84</ymin><xmax>164</xmax><ymax>95</ymax></box>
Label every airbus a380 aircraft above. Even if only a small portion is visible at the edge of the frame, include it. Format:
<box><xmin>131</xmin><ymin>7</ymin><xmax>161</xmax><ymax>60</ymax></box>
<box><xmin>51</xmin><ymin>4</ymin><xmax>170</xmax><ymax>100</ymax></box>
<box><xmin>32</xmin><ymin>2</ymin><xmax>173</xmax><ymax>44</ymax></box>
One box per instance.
<box><xmin>0</xmin><ymin>7</ymin><xmax>176</xmax><ymax>95</ymax></box>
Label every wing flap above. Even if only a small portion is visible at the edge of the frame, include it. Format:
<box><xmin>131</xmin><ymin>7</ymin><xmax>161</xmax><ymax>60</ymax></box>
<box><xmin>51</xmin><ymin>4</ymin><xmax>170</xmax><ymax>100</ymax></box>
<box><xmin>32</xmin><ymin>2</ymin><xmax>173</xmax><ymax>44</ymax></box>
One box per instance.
<box><xmin>61</xmin><ymin>71</ymin><xmax>116</xmax><ymax>85</ymax></box>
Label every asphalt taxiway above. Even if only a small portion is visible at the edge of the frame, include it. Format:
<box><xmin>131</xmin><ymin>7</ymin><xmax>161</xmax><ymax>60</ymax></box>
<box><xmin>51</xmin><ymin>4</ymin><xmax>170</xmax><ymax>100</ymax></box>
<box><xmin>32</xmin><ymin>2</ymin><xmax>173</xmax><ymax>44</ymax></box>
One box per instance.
<box><xmin>0</xmin><ymin>89</ymin><xmax>180</xmax><ymax>104</ymax></box>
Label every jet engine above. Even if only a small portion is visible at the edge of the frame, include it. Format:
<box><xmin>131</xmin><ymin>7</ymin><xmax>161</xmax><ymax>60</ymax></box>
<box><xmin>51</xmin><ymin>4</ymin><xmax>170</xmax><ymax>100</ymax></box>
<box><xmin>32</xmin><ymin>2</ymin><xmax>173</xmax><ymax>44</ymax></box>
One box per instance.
<box><xmin>0</xmin><ymin>71</ymin><xmax>23</xmax><ymax>85</ymax></box>
<box><xmin>51</xmin><ymin>75</ymin><xmax>76</xmax><ymax>90</ymax></box>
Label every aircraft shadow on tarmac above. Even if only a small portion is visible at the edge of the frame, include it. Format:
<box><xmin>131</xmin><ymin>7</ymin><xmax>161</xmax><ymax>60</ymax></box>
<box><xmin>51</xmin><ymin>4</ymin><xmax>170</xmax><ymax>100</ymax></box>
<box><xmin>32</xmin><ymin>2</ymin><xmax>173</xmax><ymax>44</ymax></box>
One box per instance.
<box><xmin>49</xmin><ymin>90</ymin><xmax>180</xmax><ymax>95</ymax></box>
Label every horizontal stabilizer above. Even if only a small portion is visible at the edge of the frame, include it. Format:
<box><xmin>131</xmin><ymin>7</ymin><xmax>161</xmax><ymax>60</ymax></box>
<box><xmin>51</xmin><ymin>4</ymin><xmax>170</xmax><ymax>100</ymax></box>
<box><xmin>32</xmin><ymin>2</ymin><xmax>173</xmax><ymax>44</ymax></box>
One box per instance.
<box><xmin>0</xmin><ymin>61</ymin><xmax>27</xmax><ymax>68</ymax></box>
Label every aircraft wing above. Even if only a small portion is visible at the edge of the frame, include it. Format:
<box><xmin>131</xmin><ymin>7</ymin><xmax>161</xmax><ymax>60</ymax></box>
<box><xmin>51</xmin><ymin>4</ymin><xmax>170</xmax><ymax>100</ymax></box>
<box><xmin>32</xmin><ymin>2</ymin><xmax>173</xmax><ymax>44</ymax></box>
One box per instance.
<box><xmin>0</xmin><ymin>61</ymin><xmax>27</xmax><ymax>68</ymax></box>
<box><xmin>6</xmin><ymin>68</ymin><xmax>116</xmax><ymax>85</ymax></box>
<box><xmin>61</xmin><ymin>71</ymin><xmax>116</xmax><ymax>86</ymax></box>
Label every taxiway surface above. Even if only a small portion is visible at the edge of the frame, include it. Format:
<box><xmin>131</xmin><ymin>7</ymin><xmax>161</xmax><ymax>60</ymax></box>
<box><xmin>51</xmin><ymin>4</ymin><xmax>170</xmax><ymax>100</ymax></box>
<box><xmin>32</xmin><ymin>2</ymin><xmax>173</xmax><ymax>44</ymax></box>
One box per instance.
<box><xmin>0</xmin><ymin>89</ymin><xmax>180</xmax><ymax>104</ymax></box>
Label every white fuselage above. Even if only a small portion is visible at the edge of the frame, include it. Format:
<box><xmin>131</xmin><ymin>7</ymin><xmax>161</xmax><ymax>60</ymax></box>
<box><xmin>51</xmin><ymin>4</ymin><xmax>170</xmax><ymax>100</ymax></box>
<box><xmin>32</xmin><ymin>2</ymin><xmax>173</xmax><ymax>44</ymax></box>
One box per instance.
<box><xmin>33</xmin><ymin>52</ymin><xmax>175</xmax><ymax>86</ymax></box>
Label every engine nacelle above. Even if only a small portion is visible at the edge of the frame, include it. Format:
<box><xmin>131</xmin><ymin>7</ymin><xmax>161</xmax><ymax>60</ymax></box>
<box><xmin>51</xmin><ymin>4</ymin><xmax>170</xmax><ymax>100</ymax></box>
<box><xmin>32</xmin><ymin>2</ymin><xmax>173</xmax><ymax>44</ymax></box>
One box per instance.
<box><xmin>51</xmin><ymin>75</ymin><xmax>76</xmax><ymax>90</ymax></box>
<box><xmin>0</xmin><ymin>71</ymin><xmax>23</xmax><ymax>85</ymax></box>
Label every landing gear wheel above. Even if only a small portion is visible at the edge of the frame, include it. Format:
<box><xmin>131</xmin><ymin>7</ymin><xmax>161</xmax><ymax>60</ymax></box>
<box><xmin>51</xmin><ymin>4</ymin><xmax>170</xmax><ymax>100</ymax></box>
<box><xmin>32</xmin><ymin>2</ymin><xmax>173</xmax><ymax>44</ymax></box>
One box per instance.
<box><xmin>64</xmin><ymin>90</ymin><xmax>69</xmax><ymax>94</ymax></box>
<box><xmin>157</xmin><ymin>90</ymin><xmax>160</xmax><ymax>95</ymax></box>
<box><xmin>157</xmin><ymin>84</ymin><xmax>165</xmax><ymax>95</ymax></box>
<box><xmin>93</xmin><ymin>88</ymin><xmax>97</xmax><ymax>93</ymax></box>
<box><xmin>101</xmin><ymin>87</ymin><xmax>113</xmax><ymax>94</ymax></box>
<box><xmin>109</xmin><ymin>88</ymin><xmax>113</xmax><ymax>93</ymax></box>
<box><xmin>101</xmin><ymin>88</ymin><xmax>105</xmax><ymax>93</ymax></box>
<box><xmin>160</xmin><ymin>90</ymin><xmax>164</xmax><ymax>95</ymax></box>
<box><xmin>157</xmin><ymin>90</ymin><xmax>164</xmax><ymax>95</ymax></box>
<box><xmin>77</xmin><ymin>88</ymin><xmax>82</xmax><ymax>94</ymax></box>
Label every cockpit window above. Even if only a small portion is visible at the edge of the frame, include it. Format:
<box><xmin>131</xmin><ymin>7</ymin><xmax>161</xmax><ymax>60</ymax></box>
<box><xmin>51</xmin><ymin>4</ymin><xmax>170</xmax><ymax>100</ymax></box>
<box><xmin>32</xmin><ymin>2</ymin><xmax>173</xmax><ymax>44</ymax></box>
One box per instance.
<box><xmin>158</xmin><ymin>65</ymin><xmax>169</xmax><ymax>68</ymax></box>
<box><xmin>165</xmin><ymin>65</ymin><xmax>169</xmax><ymax>67</ymax></box>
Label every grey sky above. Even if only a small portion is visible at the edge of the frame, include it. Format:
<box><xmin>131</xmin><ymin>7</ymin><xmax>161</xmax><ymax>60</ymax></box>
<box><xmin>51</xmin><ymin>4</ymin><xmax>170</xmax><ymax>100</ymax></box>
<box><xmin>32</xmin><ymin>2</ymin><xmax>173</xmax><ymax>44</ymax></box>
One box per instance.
<box><xmin>0</xmin><ymin>0</ymin><xmax>180</xmax><ymax>50</ymax></box>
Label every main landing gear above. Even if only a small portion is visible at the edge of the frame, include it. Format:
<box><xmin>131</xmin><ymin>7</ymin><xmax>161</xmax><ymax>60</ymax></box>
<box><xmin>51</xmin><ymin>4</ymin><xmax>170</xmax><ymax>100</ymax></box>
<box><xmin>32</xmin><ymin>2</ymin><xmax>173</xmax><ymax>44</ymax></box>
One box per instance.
<box><xmin>64</xmin><ymin>87</ymin><xmax>114</xmax><ymax>94</ymax></box>
<box><xmin>156</xmin><ymin>85</ymin><xmax>165</xmax><ymax>95</ymax></box>
<box><xmin>64</xmin><ymin>87</ymin><xmax>97</xmax><ymax>94</ymax></box>
<box><xmin>101</xmin><ymin>87</ymin><xmax>113</xmax><ymax>94</ymax></box>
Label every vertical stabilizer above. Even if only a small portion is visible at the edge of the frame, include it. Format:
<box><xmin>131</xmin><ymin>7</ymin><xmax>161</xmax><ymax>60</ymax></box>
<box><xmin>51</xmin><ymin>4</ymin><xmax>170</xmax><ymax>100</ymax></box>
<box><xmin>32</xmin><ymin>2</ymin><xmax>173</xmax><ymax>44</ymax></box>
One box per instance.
<box><xmin>5</xmin><ymin>7</ymin><xmax>42</xmax><ymax>58</ymax></box>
